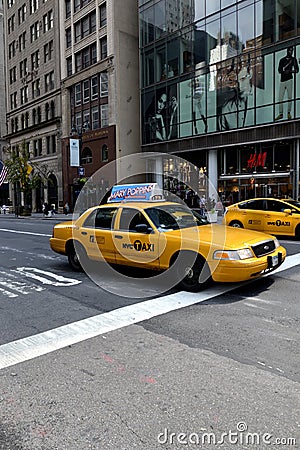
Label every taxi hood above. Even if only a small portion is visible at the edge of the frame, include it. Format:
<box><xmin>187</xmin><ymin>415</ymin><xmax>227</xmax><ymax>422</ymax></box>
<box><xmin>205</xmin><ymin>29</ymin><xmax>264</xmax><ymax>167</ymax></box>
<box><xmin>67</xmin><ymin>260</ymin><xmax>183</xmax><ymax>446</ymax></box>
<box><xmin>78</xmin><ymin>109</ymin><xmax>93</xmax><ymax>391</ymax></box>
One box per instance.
<box><xmin>177</xmin><ymin>223</ymin><xmax>276</xmax><ymax>249</ymax></box>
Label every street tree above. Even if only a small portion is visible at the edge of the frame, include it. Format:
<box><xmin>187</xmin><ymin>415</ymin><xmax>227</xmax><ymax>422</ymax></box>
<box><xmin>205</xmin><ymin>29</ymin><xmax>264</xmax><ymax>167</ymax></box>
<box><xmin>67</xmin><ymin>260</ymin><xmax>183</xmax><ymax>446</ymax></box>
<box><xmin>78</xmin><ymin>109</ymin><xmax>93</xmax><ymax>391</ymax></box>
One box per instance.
<box><xmin>4</xmin><ymin>142</ymin><xmax>49</xmax><ymax>215</ymax></box>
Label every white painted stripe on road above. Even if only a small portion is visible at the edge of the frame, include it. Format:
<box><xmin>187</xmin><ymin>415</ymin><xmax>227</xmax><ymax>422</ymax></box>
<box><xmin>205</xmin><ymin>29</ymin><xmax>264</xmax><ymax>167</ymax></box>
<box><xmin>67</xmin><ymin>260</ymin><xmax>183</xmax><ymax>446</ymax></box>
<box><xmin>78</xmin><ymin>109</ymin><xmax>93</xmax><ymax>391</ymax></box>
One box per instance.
<box><xmin>0</xmin><ymin>252</ymin><xmax>300</xmax><ymax>370</ymax></box>
<box><xmin>0</xmin><ymin>246</ymin><xmax>60</xmax><ymax>260</ymax></box>
<box><xmin>0</xmin><ymin>228</ymin><xmax>51</xmax><ymax>237</ymax></box>
<box><xmin>0</xmin><ymin>287</ymin><xmax>18</xmax><ymax>298</ymax></box>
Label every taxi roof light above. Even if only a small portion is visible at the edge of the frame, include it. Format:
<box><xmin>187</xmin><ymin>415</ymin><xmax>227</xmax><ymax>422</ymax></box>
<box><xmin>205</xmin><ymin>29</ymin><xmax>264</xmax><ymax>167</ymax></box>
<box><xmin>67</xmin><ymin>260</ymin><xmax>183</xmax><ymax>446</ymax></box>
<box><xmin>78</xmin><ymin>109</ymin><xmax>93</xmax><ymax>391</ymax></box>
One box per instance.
<box><xmin>107</xmin><ymin>183</ymin><xmax>165</xmax><ymax>203</ymax></box>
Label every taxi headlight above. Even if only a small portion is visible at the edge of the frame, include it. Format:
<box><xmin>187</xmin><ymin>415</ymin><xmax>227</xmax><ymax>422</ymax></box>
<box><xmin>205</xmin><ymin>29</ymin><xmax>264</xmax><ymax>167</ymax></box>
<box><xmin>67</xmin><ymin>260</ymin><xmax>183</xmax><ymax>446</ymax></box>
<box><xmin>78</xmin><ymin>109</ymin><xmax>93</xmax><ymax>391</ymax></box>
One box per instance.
<box><xmin>213</xmin><ymin>248</ymin><xmax>253</xmax><ymax>260</ymax></box>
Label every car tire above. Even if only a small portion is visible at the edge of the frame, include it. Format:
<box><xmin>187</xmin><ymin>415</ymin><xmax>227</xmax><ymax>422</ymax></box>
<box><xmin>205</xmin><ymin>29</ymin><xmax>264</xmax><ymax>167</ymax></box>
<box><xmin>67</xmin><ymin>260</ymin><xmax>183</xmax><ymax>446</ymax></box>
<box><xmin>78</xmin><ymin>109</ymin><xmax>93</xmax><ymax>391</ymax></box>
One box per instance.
<box><xmin>175</xmin><ymin>252</ymin><xmax>211</xmax><ymax>292</ymax></box>
<box><xmin>229</xmin><ymin>220</ymin><xmax>243</xmax><ymax>228</ymax></box>
<box><xmin>295</xmin><ymin>224</ymin><xmax>300</xmax><ymax>240</ymax></box>
<box><xmin>67</xmin><ymin>242</ymin><xmax>87</xmax><ymax>272</ymax></box>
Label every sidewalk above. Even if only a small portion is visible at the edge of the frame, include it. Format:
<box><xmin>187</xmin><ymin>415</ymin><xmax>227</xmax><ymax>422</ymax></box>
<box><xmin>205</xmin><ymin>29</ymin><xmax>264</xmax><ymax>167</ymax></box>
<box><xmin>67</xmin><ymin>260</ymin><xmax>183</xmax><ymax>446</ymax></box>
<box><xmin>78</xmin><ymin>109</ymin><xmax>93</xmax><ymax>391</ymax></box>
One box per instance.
<box><xmin>0</xmin><ymin>212</ymin><xmax>72</xmax><ymax>220</ymax></box>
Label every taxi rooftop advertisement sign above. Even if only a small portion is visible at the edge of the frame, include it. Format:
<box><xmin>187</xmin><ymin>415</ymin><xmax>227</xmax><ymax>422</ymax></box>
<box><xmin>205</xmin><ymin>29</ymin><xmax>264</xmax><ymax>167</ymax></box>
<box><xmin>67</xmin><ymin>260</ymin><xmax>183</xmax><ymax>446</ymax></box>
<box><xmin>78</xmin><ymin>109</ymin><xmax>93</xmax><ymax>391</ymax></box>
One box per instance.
<box><xmin>107</xmin><ymin>183</ymin><xmax>164</xmax><ymax>202</ymax></box>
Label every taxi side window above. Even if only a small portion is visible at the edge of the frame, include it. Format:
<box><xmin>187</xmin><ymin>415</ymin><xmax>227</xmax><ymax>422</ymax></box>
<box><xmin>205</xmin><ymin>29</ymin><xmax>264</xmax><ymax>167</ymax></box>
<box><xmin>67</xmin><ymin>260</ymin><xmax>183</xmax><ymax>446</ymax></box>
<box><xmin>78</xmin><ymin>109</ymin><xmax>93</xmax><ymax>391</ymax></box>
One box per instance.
<box><xmin>241</xmin><ymin>200</ymin><xmax>265</xmax><ymax>210</ymax></box>
<box><xmin>146</xmin><ymin>207</ymin><xmax>178</xmax><ymax>229</ymax></box>
<box><xmin>83</xmin><ymin>208</ymin><xmax>117</xmax><ymax>229</ymax></box>
<box><xmin>267</xmin><ymin>200</ymin><xmax>285</xmax><ymax>212</ymax></box>
<box><xmin>119</xmin><ymin>208</ymin><xmax>150</xmax><ymax>232</ymax></box>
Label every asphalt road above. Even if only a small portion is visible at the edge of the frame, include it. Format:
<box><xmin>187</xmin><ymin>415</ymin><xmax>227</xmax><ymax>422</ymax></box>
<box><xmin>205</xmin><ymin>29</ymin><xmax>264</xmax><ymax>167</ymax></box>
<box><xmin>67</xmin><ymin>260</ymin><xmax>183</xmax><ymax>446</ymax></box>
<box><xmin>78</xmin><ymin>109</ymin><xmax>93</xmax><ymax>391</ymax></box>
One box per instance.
<box><xmin>0</xmin><ymin>214</ymin><xmax>299</xmax><ymax>449</ymax></box>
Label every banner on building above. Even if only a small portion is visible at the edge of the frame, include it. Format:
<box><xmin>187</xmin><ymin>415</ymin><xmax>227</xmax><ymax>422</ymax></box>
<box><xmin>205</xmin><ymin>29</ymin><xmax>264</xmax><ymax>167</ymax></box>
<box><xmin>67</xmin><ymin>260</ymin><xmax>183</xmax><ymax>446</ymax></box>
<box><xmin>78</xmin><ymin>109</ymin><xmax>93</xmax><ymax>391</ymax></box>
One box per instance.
<box><xmin>70</xmin><ymin>139</ymin><xmax>80</xmax><ymax>167</ymax></box>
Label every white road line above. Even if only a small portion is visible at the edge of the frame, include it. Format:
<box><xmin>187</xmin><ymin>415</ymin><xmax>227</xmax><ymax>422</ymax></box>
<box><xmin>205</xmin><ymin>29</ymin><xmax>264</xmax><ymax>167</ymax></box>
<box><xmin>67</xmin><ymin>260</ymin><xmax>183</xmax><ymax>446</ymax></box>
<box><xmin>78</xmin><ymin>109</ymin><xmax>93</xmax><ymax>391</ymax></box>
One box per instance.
<box><xmin>0</xmin><ymin>252</ymin><xmax>300</xmax><ymax>370</ymax></box>
<box><xmin>0</xmin><ymin>228</ymin><xmax>51</xmax><ymax>237</ymax></box>
<box><xmin>0</xmin><ymin>246</ymin><xmax>60</xmax><ymax>260</ymax></box>
<box><xmin>0</xmin><ymin>287</ymin><xmax>18</xmax><ymax>298</ymax></box>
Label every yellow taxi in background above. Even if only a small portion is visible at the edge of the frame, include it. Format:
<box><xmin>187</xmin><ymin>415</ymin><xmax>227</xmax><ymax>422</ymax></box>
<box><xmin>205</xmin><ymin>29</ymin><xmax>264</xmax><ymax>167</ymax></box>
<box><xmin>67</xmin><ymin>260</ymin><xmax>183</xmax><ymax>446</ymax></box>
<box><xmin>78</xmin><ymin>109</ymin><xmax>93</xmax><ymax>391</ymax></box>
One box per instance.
<box><xmin>224</xmin><ymin>197</ymin><xmax>300</xmax><ymax>238</ymax></box>
<box><xmin>50</xmin><ymin>184</ymin><xmax>286</xmax><ymax>292</ymax></box>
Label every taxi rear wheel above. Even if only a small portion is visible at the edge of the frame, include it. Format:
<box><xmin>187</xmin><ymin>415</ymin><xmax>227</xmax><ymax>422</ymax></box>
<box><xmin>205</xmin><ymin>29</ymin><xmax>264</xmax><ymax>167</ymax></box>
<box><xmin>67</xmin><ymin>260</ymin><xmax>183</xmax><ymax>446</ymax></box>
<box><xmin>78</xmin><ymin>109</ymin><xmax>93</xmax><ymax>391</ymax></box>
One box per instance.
<box><xmin>176</xmin><ymin>253</ymin><xmax>211</xmax><ymax>292</ymax></box>
<box><xmin>67</xmin><ymin>242</ymin><xmax>87</xmax><ymax>272</ymax></box>
<box><xmin>229</xmin><ymin>220</ymin><xmax>243</xmax><ymax>228</ymax></box>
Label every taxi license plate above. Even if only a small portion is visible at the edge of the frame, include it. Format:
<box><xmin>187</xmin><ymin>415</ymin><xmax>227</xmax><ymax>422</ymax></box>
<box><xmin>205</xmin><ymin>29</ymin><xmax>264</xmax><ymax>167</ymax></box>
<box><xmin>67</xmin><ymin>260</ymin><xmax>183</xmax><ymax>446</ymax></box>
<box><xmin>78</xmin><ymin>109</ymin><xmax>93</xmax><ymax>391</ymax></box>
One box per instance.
<box><xmin>271</xmin><ymin>255</ymin><xmax>278</xmax><ymax>267</ymax></box>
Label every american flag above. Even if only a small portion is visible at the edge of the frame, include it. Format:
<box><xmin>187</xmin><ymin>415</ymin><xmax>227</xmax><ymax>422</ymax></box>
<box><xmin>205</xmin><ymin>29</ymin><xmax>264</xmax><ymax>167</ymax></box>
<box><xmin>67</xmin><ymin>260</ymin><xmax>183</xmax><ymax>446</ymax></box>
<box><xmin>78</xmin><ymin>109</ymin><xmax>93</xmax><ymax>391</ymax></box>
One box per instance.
<box><xmin>0</xmin><ymin>160</ymin><xmax>8</xmax><ymax>187</ymax></box>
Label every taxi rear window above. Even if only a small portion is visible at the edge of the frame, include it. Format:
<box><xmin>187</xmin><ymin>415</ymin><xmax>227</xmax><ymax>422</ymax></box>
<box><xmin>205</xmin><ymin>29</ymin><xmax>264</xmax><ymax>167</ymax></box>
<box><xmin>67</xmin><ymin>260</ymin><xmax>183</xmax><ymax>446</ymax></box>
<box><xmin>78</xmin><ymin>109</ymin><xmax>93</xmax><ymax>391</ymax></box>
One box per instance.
<box><xmin>83</xmin><ymin>207</ymin><xmax>117</xmax><ymax>229</ymax></box>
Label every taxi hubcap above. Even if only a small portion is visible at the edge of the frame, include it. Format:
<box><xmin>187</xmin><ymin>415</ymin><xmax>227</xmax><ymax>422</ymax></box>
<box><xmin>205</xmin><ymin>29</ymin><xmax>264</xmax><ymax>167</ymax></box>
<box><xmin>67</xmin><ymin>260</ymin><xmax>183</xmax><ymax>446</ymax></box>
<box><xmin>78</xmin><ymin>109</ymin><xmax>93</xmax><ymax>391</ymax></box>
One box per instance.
<box><xmin>185</xmin><ymin>266</ymin><xmax>194</xmax><ymax>279</ymax></box>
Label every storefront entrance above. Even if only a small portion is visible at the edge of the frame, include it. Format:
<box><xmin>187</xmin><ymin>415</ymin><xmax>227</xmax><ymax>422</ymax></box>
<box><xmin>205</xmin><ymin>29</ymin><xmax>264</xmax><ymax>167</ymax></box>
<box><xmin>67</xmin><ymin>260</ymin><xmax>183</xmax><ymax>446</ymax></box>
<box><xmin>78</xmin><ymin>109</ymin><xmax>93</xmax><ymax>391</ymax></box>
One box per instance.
<box><xmin>219</xmin><ymin>176</ymin><xmax>292</xmax><ymax>205</ymax></box>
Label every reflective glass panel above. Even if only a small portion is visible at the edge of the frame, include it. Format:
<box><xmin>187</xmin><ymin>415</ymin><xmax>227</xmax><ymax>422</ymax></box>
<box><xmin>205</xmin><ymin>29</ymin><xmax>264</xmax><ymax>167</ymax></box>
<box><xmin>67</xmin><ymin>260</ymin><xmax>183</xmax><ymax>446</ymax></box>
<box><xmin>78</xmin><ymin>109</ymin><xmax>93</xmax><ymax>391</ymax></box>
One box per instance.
<box><xmin>194</xmin><ymin>0</ymin><xmax>205</xmax><ymax>21</ymax></box>
<box><xmin>155</xmin><ymin>1</ymin><xmax>166</xmax><ymax>39</ymax></box>
<box><xmin>275</xmin><ymin>0</ymin><xmax>296</xmax><ymax>41</ymax></box>
<box><xmin>206</xmin><ymin>0</ymin><xmax>220</xmax><ymax>17</ymax></box>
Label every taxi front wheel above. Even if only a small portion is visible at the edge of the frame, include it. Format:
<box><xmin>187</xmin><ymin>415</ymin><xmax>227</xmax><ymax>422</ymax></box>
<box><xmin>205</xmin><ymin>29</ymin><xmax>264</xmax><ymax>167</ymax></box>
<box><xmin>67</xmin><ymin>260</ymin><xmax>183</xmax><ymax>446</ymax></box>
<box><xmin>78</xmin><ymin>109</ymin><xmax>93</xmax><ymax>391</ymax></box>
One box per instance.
<box><xmin>176</xmin><ymin>253</ymin><xmax>211</xmax><ymax>292</ymax></box>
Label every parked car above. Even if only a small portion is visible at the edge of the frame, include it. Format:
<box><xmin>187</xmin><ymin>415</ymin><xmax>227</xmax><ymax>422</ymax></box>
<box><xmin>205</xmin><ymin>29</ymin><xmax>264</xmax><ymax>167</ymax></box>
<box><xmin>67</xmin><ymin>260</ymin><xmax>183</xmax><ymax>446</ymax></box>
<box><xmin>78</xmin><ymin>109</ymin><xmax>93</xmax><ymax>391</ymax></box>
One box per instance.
<box><xmin>224</xmin><ymin>197</ymin><xmax>300</xmax><ymax>238</ymax></box>
<box><xmin>50</xmin><ymin>184</ymin><xmax>286</xmax><ymax>291</ymax></box>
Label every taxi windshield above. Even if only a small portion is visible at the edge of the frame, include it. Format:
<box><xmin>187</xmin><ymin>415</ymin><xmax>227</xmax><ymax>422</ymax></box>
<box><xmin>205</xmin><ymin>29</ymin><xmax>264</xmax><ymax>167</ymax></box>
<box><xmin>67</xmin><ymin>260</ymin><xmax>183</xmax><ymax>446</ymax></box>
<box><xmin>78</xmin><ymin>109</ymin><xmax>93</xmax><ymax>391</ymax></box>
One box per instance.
<box><xmin>145</xmin><ymin>204</ymin><xmax>208</xmax><ymax>231</ymax></box>
<box><xmin>284</xmin><ymin>200</ymin><xmax>300</xmax><ymax>210</ymax></box>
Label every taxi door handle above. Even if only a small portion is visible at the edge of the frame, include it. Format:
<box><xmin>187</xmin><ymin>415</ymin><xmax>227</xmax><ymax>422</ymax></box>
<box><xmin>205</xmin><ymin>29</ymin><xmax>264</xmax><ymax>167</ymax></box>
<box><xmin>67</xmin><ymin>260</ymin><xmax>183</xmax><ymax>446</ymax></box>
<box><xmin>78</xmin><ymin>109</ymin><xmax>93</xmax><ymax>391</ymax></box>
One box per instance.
<box><xmin>114</xmin><ymin>235</ymin><xmax>123</xmax><ymax>239</ymax></box>
<box><xmin>81</xmin><ymin>231</ymin><xmax>87</xmax><ymax>235</ymax></box>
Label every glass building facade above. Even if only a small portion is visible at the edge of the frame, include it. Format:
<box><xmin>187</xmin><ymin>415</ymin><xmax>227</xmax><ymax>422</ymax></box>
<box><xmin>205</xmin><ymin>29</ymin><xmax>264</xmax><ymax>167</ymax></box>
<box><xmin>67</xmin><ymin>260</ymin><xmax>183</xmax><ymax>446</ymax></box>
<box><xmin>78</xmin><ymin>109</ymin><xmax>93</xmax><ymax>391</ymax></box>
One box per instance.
<box><xmin>139</xmin><ymin>0</ymin><xmax>300</xmax><ymax>202</ymax></box>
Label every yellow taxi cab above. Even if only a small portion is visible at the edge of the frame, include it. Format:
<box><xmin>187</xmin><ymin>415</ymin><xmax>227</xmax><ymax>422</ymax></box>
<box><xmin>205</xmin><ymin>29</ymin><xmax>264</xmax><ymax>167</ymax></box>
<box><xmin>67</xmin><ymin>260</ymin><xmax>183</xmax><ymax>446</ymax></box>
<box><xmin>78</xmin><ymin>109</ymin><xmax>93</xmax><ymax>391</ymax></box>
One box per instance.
<box><xmin>50</xmin><ymin>184</ymin><xmax>286</xmax><ymax>292</ymax></box>
<box><xmin>224</xmin><ymin>197</ymin><xmax>300</xmax><ymax>238</ymax></box>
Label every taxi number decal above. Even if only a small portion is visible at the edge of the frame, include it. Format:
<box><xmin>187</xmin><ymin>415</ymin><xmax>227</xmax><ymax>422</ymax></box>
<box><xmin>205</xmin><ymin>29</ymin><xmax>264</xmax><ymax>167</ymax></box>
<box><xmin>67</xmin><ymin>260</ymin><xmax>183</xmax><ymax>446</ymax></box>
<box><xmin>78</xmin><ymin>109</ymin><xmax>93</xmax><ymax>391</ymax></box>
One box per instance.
<box><xmin>248</xmin><ymin>219</ymin><xmax>261</xmax><ymax>225</ymax></box>
<box><xmin>90</xmin><ymin>236</ymin><xmax>105</xmax><ymax>244</ymax></box>
<box><xmin>267</xmin><ymin>220</ymin><xmax>291</xmax><ymax>227</ymax></box>
<box><xmin>122</xmin><ymin>240</ymin><xmax>154</xmax><ymax>252</ymax></box>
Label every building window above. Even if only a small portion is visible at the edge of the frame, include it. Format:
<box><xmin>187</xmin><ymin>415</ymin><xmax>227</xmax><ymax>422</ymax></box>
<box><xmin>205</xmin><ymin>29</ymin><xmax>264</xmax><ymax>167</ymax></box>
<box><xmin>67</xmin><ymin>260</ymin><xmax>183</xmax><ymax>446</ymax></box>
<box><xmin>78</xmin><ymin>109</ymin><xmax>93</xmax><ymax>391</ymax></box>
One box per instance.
<box><xmin>65</xmin><ymin>0</ymin><xmax>71</xmax><ymax>19</ymax></box>
<box><xmin>75</xmin><ymin>83</ymin><xmax>81</xmax><ymax>105</ymax></box>
<box><xmin>91</xmin><ymin>106</ymin><xmax>99</xmax><ymax>129</ymax></box>
<box><xmin>46</xmin><ymin>135</ymin><xmax>56</xmax><ymax>154</ymax></box>
<box><xmin>20</xmin><ymin>58</ymin><xmax>28</xmax><ymax>77</ymax></box>
<box><xmin>19</xmin><ymin>31</ymin><xmax>26</xmax><ymax>51</ymax></box>
<box><xmin>18</xmin><ymin>4</ymin><xmax>26</xmax><ymax>23</ymax></box>
<box><xmin>91</xmin><ymin>75</ymin><xmax>98</xmax><ymax>100</ymax></box>
<box><xmin>8</xmin><ymin>42</ymin><xmax>16</xmax><ymax>59</ymax></box>
<box><xmin>100</xmin><ymin>72</ymin><xmax>108</xmax><ymax>96</ymax></box>
<box><xmin>30</xmin><ymin>0</ymin><xmax>39</xmax><ymax>14</ymax></box>
<box><xmin>45</xmin><ymin>102</ymin><xmax>50</xmax><ymax>120</ymax></box>
<box><xmin>74</xmin><ymin>0</ymin><xmax>92</xmax><ymax>12</ymax></box>
<box><xmin>8</xmin><ymin>15</ymin><xmax>15</xmax><ymax>33</ymax></box>
<box><xmin>81</xmin><ymin>147</ymin><xmax>93</xmax><ymax>164</ymax></box>
<box><xmin>83</xmin><ymin>80</ymin><xmax>90</xmax><ymax>103</ymax></box>
<box><xmin>66</xmin><ymin>28</ymin><xmax>71</xmax><ymax>48</ymax></box>
<box><xmin>10</xmin><ymin>92</ymin><xmax>17</xmax><ymax>109</ymax></box>
<box><xmin>8</xmin><ymin>0</ymin><xmax>15</xmax><ymax>8</ymax></box>
<box><xmin>33</xmin><ymin>140</ymin><xmax>38</xmax><ymax>157</ymax></box>
<box><xmin>9</xmin><ymin>67</ymin><xmax>17</xmax><ymax>84</ymax></box>
<box><xmin>43</xmin><ymin>10</ymin><xmax>53</xmax><ymax>32</ymax></box>
<box><xmin>30</xmin><ymin>21</ymin><xmax>40</xmax><ymax>42</ymax></box>
<box><xmin>75</xmin><ymin>43</ymin><xmax>96</xmax><ymax>73</ymax></box>
<box><xmin>37</xmin><ymin>106</ymin><xmax>42</xmax><ymax>123</ymax></box>
<box><xmin>45</xmin><ymin>71</ymin><xmax>54</xmax><ymax>92</ymax></box>
<box><xmin>32</xmin><ymin>79</ymin><xmax>40</xmax><ymax>98</ymax></box>
<box><xmin>44</xmin><ymin>40</ymin><xmax>53</xmax><ymax>62</ymax></box>
<box><xmin>101</xmin><ymin>144</ymin><xmax>108</xmax><ymax>162</ymax></box>
<box><xmin>101</xmin><ymin>104</ymin><xmax>108</xmax><ymax>127</ymax></box>
<box><xmin>100</xmin><ymin>36</ymin><xmax>107</xmax><ymax>59</ymax></box>
<box><xmin>50</xmin><ymin>101</ymin><xmax>55</xmax><ymax>119</ymax></box>
<box><xmin>20</xmin><ymin>86</ymin><xmax>29</xmax><ymax>105</ymax></box>
<box><xmin>74</xmin><ymin>11</ymin><xmax>96</xmax><ymax>43</ymax></box>
<box><xmin>100</xmin><ymin>3</ymin><xmax>107</xmax><ymax>27</ymax></box>
<box><xmin>67</xmin><ymin>57</ymin><xmax>72</xmax><ymax>76</ymax></box>
<box><xmin>31</xmin><ymin>50</ymin><xmax>40</xmax><ymax>70</ymax></box>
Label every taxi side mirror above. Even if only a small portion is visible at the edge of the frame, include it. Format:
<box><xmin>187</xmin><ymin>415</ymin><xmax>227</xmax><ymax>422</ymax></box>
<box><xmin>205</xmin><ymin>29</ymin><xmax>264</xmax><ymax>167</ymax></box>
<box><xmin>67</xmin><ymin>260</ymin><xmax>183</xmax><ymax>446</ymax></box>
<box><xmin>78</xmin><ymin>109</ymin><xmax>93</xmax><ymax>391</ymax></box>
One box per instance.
<box><xmin>135</xmin><ymin>223</ymin><xmax>152</xmax><ymax>234</ymax></box>
<box><xmin>283</xmin><ymin>208</ymin><xmax>292</xmax><ymax>214</ymax></box>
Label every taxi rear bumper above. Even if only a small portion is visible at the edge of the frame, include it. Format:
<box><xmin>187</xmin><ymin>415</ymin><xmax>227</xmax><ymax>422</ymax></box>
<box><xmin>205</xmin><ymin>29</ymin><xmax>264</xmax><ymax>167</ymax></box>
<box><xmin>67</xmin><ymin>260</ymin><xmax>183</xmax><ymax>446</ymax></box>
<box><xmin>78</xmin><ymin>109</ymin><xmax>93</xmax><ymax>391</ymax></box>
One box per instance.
<box><xmin>50</xmin><ymin>238</ymin><xmax>67</xmax><ymax>255</ymax></box>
